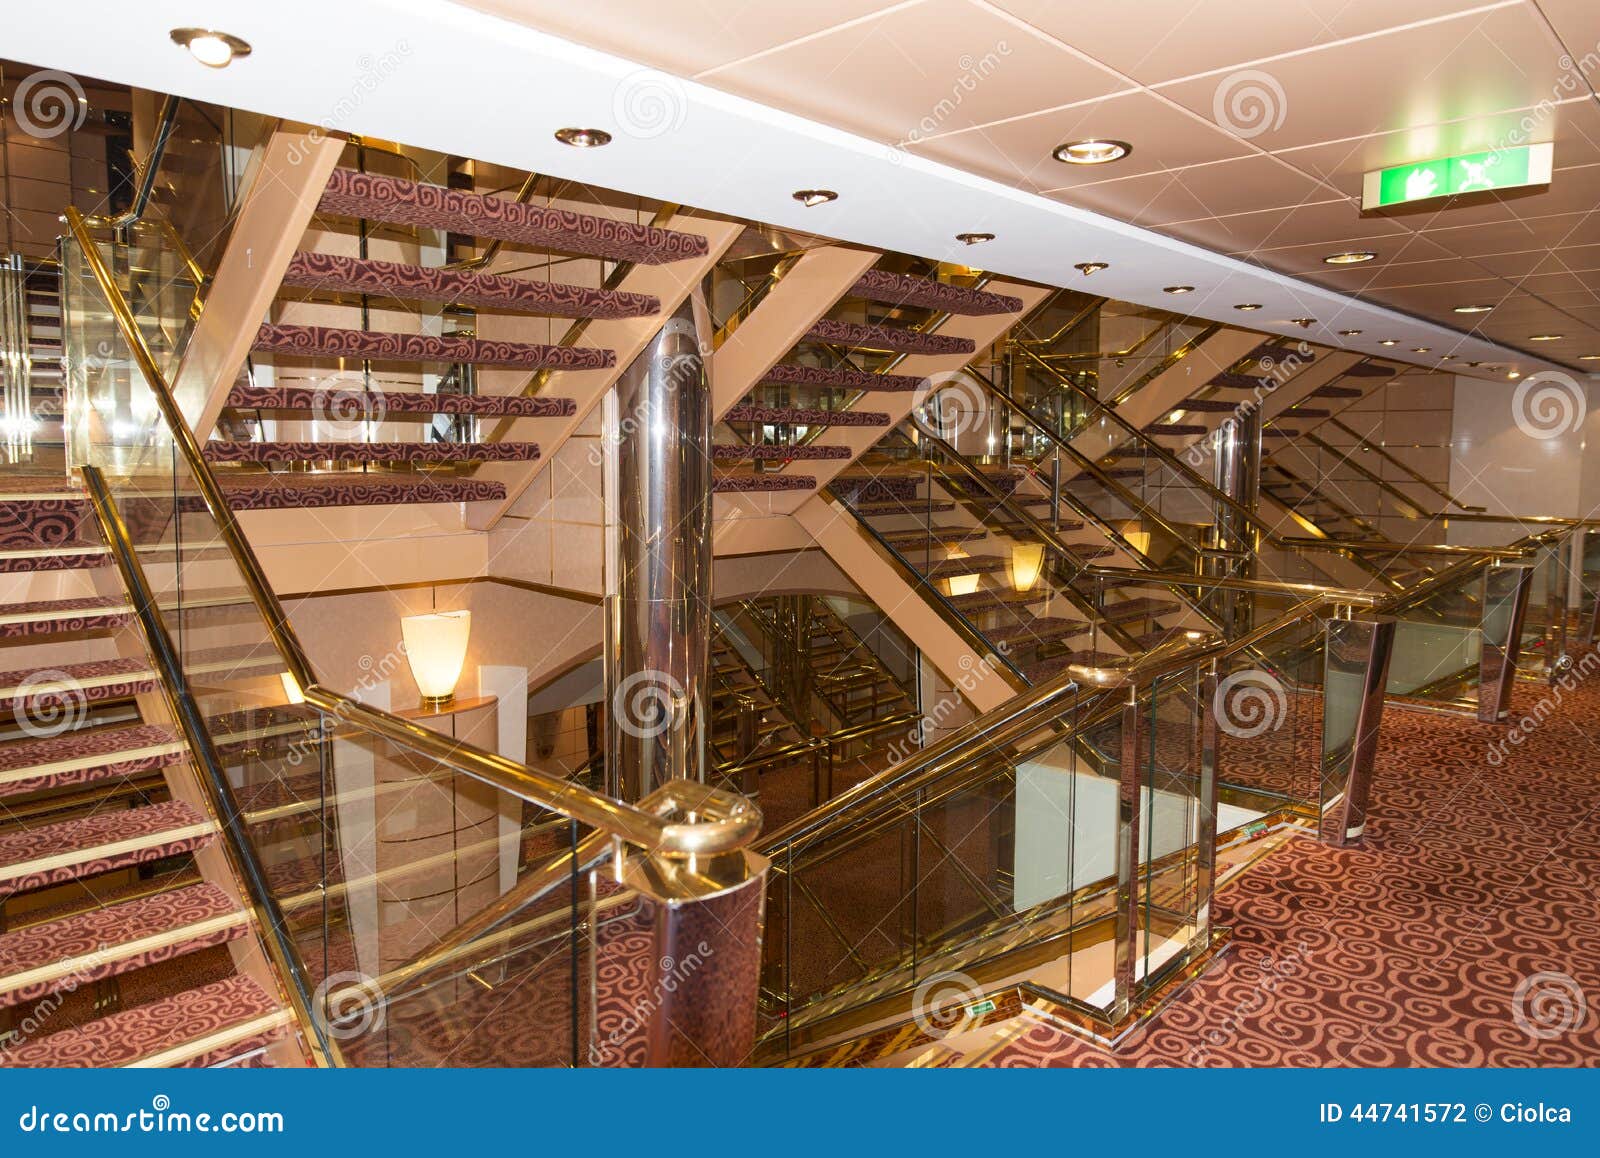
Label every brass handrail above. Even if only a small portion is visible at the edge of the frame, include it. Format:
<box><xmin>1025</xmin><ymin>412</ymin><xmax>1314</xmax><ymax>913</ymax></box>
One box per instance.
<box><xmin>1319</xmin><ymin>416</ymin><xmax>1486</xmax><ymax>513</ymax></box>
<box><xmin>1075</xmin><ymin>565</ymin><xmax>1380</xmax><ymax>605</ymax></box>
<box><xmin>64</xmin><ymin>205</ymin><xmax>760</xmax><ymax>859</ymax></box>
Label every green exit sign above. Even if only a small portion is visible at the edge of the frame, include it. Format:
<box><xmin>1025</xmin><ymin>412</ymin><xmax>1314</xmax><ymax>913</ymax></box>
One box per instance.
<box><xmin>1362</xmin><ymin>143</ymin><xmax>1553</xmax><ymax>209</ymax></box>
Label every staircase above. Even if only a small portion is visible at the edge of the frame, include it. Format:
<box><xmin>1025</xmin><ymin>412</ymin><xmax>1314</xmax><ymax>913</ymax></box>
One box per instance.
<box><xmin>0</xmin><ymin>479</ymin><xmax>303</xmax><ymax>1068</ymax></box>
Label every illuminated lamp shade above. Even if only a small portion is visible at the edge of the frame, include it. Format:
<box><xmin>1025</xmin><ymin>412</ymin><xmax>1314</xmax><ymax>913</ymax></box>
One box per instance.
<box><xmin>945</xmin><ymin>574</ymin><xmax>981</xmax><ymax>598</ymax></box>
<box><xmin>1008</xmin><ymin>543</ymin><xmax>1046</xmax><ymax>593</ymax></box>
<box><xmin>1122</xmin><ymin>530</ymin><xmax>1152</xmax><ymax>557</ymax></box>
<box><xmin>401</xmin><ymin>610</ymin><xmax>472</xmax><ymax>708</ymax></box>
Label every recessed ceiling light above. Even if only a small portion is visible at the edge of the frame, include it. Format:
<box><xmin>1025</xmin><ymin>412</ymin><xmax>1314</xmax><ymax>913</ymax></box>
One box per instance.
<box><xmin>1338</xmin><ymin>328</ymin><xmax>1362</xmax><ymax>336</ymax></box>
<box><xmin>1163</xmin><ymin>285</ymin><xmax>1195</xmax><ymax>295</ymax></box>
<box><xmin>170</xmin><ymin>27</ymin><xmax>252</xmax><ymax>67</ymax></box>
<box><xmin>955</xmin><ymin>232</ymin><xmax>994</xmax><ymax>246</ymax></box>
<box><xmin>1581</xmin><ymin>354</ymin><xmax>1600</xmax><ymax>361</ymax></box>
<box><xmin>554</xmin><ymin>127</ymin><xmax>612</xmax><ymax>149</ymax></box>
<box><xmin>1073</xmin><ymin>262</ymin><xmax>1109</xmax><ymax>276</ymax></box>
<box><xmin>1052</xmin><ymin>139</ymin><xmax>1132</xmax><ymax>166</ymax></box>
<box><xmin>1453</xmin><ymin>304</ymin><xmax>1493</xmax><ymax>314</ymax></box>
<box><xmin>1323</xmin><ymin>251</ymin><xmax>1377</xmax><ymax>265</ymax></box>
<box><xmin>1529</xmin><ymin>333</ymin><xmax>1564</xmax><ymax>341</ymax></box>
<box><xmin>1441</xmin><ymin>354</ymin><xmax>1457</xmax><ymax>361</ymax></box>
<box><xmin>1291</xmin><ymin>317</ymin><xmax>1316</xmax><ymax>328</ymax></box>
<box><xmin>1412</xmin><ymin>347</ymin><xmax>1431</xmax><ymax>354</ymax></box>
<box><xmin>1379</xmin><ymin>339</ymin><xmax>1399</xmax><ymax>346</ymax></box>
<box><xmin>1234</xmin><ymin>303</ymin><xmax>1262</xmax><ymax>312</ymax></box>
<box><xmin>793</xmin><ymin>189</ymin><xmax>838</xmax><ymax>208</ymax></box>
<box><xmin>1509</xmin><ymin>370</ymin><xmax>1522</xmax><ymax>379</ymax></box>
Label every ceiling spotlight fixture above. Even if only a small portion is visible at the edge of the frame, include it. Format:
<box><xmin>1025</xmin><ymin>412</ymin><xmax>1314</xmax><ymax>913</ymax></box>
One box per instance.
<box><xmin>1509</xmin><ymin>370</ymin><xmax>1522</xmax><ymax>379</ymax></box>
<box><xmin>1052</xmin><ymin>139</ymin><xmax>1132</xmax><ymax>166</ymax></box>
<box><xmin>1323</xmin><ymin>251</ymin><xmax>1377</xmax><ymax>265</ymax></box>
<box><xmin>1337</xmin><ymin>328</ymin><xmax>1362</xmax><ymax>337</ymax></box>
<box><xmin>956</xmin><ymin>232</ymin><xmax>995</xmax><ymax>246</ymax></box>
<box><xmin>1529</xmin><ymin>333</ymin><xmax>1564</xmax><ymax>341</ymax></box>
<box><xmin>1379</xmin><ymin>339</ymin><xmax>1399</xmax><ymax>346</ymax></box>
<box><xmin>1163</xmin><ymin>285</ymin><xmax>1195</xmax><ymax>295</ymax></box>
<box><xmin>1453</xmin><ymin>304</ymin><xmax>1494</xmax><ymax>314</ymax></box>
<box><xmin>1291</xmin><ymin>317</ymin><xmax>1316</xmax><ymax>328</ymax></box>
<box><xmin>1581</xmin><ymin>354</ymin><xmax>1600</xmax><ymax>361</ymax></box>
<box><xmin>1441</xmin><ymin>354</ymin><xmax>1457</xmax><ymax>361</ymax></box>
<box><xmin>554</xmin><ymin>127</ymin><xmax>612</xmax><ymax>149</ymax></box>
<box><xmin>1412</xmin><ymin>347</ymin><xmax>1431</xmax><ymax>354</ymax></box>
<box><xmin>169</xmin><ymin>27</ymin><xmax>252</xmax><ymax>67</ymax></box>
<box><xmin>793</xmin><ymin>189</ymin><xmax>838</xmax><ymax>208</ymax></box>
<box><xmin>1073</xmin><ymin>262</ymin><xmax>1109</xmax><ymax>276</ymax></box>
<box><xmin>1233</xmin><ymin>303</ymin><xmax>1263</xmax><ymax>312</ymax></box>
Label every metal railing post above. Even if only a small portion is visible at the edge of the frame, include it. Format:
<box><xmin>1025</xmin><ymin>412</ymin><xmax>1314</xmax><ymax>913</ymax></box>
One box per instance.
<box><xmin>1318</xmin><ymin>616</ymin><xmax>1396</xmax><ymax>846</ymax></box>
<box><xmin>1479</xmin><ymin>562</ymin><xmax>1536</xmax><ymax>723</ymax></box>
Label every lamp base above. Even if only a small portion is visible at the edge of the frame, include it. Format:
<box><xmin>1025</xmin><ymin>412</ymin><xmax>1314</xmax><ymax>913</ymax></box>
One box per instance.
<box><xmin>418</xmin><ymin>693</ymin><xmax>456</xmax><ymax>710</ymax></box>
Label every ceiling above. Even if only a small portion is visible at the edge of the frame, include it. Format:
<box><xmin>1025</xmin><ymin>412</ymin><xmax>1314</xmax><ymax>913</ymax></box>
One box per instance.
<box><xmin>4</xmin><ymin>0</ymin><xmax>1590</xmax><ymax>381</ymax></box>
<box><xmin>461</xmin><ymin>0</ymin><xmax>1600</xmax><ymax>371</ymax></box>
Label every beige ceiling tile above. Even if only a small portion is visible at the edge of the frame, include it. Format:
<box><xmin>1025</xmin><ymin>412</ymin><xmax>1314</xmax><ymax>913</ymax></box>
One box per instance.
<box><xmin>1163</xmin><ymin>198</ymin><xmax>1407</xmax><ymax>255</ymax></box>
<box><xmin>1474</xmin><ymin>244</ymin><xmax>1600</xmax><ymax>277</ymax></box>
<box><xmin>1537</xmin><ymin>0</ymin><xmax>1600</xmax><ymax>63</ymax></box>
<box><xmin>1045</xmin><ymin>153</ymin><xmax>1336</xmax><ymax>225</ymax></box>
<box><xmin>1419</xmin><ymin>210</ymin><xmax>1600</xmax><ymax>255</ymax></box>
<box><xmin>1155</xmin><ymin>5</ymin><xmax>1575</xmax><ymax>153</ymax></box>
<box><xmin>1234</xmin><ymin>233</ymin><xmax>1457</xmax><ymax>273</ymax></box>
<box><xmin>992</xmin><ymin>0</ymin><xmax>1490</xmax><ymax>85</ymax></box>
<box><xmin>452</xmin><ymin>0</ymin><xmax>903</xmax><ymax>75</ymax></box>
<box><xmin>701</xmin><ymin>0</ymin><xmax>1128</xmax><ymax>146</ymax></box>
<box><xmin>1310</xmin><ymin>256</ymin><xmax>1513</xmax><ymax>291</ymax></box>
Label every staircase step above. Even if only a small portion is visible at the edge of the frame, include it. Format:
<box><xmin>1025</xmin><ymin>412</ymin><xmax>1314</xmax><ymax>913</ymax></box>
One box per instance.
<box><xmin>848</xmin><ymin>269</ymin><xmax>1022</xmax><ymax>317</ymax></box>
<box><xmin>724</xmin><ymin>405</ymin><xmax>890</xmax><ymax>427</ymax></box>
<box><xmin>221</xmin><ymin>471</ymin><xmax>507</xmax><ymax>511</ymax></box>
<box><xmin>280</xmin><ymin>252</ymin><xmax>659</xmax><ymax>319</ymax></box>
<box><xmin>1144</xmin><ymin>423</ymin><xmax>1207</xmax><ymax>436</ymax></box>
<box><xmin>805</xmin><ymin>318</ymin><xmax>975</xmax><ymax>356</ymax></box>
<box><xmin>945</xmin><ymin>589</ymin><xmax>1046</xmax><ymax>613</ymax></box>
<box><xmin>915</xmin><ymin>554</ymin><xmax>1008</xmax><ymax>579</ymax></box>
<box><xmin>252</xmin><ymin>322</ymin><xmax>613</xmax><ymax>371</ymax></box>
<box><xmin>1173</xmin><ymin>398</ymin><xmax>1240</xmax><ymax>413</ymax></box>
<box><xmin>0</xmin><ymin>973</ymin><xmax>287</xmax><ymax>1068</ymax></box>
<box><xmin>0</xmin><ymin>724</ymin><xmax>185</xmax><ymax>800</ymax></box>
<box><xmin>852</xmin><ymin>499</ymin><xmax>957</xmax><ymax>515</ymax></box>
<box><xmin>1312</xmin><ymin>385</ymin><xmax>1362</xmax><ymax>399</ymax></box>
<box><xmin>764</xmin><ymin>362</ymin><xmax>928</xmax><ymax>393</ymax></box>
<box><xmin>0</xmin><ymin>659</ymin><xmax>160</xmax><ymax>719</ymax></box>
<box><xmin>833</xmin><ymin>474</ymin><xmax>921</xmax><ymax>502</ymax></box>
<box><xmin>1208</xmin><ymin>372</ymin><xmax>1268</xmax><ymax>390</ymax></box>
<box><xmin>0</xmin><ymin>489</ymin><xmax>88</xmax><ymax>550</ymax></box>
<box><xmin>1285</xmin><ymin>407</ymin><xmax>1330</xmax><ymax>418</ymax></box>
<box><xmin>880</xmin><ymin>525</ymin><xmax>990</xmax><ymax>549</ymax></box>
<box><xmin>711</xmin><ymin>444</ymin><xmax>852</xmax><ymax>462</ymax></box>
<box><xmin>1345</xmin><ymin>363</ymin><xmax>1396</xmax><ymax>377</ymax></box>
<box><xmin>1071</xmin><ymin>467</ymin><xmax>1143</xmax><ymax>482</ymax></box>
<box><xmin>0</xmin><ymin>883</ymin><xmax>247</xmax><ymax>1008</ymax></box>
<box><xmin>226</xmin><ymin>384</ymin><xmax>576</xmax><ymax>418</ymax></box>
<box><xmin>317</xmin><ymin>168</ymin><xmax>709</xmax><ymax>265</ymax></box>
<box><xmin>987</xmin><ymin>616</ymin><xmax>1090</xmax><ymax>648</ymax></box>
<box><xmin>1246</xmin><ymin>343</ymin><xmax>1306</xmax><ymax>363</ymax></box>
<box><xmin>0</xmin><ymin>800</ymin><xmax>214</xmax><ymax>900</ymax></box>
<box><xmin>1263</xmin><ymin>429</ymin><xmax>1300</xmax><ymax>439</ymax></box>
<box><xmin>714</xmin><ymin>473</ymin><xmax>817</xmax><ymax>494</ymax></box>
<box><xmin>0</xmin><ymin>596</ymin><xmax>131</xmax><ymax>640</ymax></box>
<box><xmin>204</xmin><ymin>440</ymin><xmax>540</xmax><ymax>464</ymax></box>
<box><xmin>0</xmin><ymin>542</ymin><xmax>107</xmax><ymax>572</ymax></box>
<box><xmin>1100</xmin><ymin>597</ymin><xmax>1180</xmax><ymax>623</ymax></box>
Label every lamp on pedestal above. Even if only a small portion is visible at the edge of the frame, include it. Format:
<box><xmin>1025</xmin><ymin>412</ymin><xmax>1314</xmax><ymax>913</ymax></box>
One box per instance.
<box><xmin>401</xmin><ymin>610</ymin><xmax>472</xmax><ymax>709</ymax></box>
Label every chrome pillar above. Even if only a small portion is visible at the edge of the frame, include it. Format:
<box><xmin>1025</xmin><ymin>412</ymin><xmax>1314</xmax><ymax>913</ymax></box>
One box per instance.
<box><xmin>1540</xmin><ymin>535</ymin><xmax>1572</xmax><ymax>683</ymax></box>
<box><xmin>1479</xmin><ymin>562</ymin><xmax>1535</xmax><ymax>724</ymax></box>
<box><xmin>606</xmin><ymin>295</ymin><xmax>713</xmax><ymax>802</ymax></box>
<box><xmin>1205</xmin><ymin>408</ymin><xmax>1260</xmax><ymax>632</ymax></box>
<box><xmin>1318</xmin><ymin>616</ymin><xmax>1396</xmax><ymax>847</ymax></box>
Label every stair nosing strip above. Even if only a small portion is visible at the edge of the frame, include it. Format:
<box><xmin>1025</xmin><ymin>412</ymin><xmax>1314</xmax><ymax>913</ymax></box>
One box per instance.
<box><xmin>128</xmin><ymin>1008</ymin><xmax>293</xmax><ymax>1070</ymax></box>
<box><xmin>0</xmin><ymin>739</ymin><xmax>187</xmax><ymax>788</ymax></box>
<box><xmin>0</xmin><ymin>909</ymin><xmax>248</xmax><ymax>999</ymax></box>
<box><xmin>0</xmin><ymin>603</ymin><xmax>133</xmax><ymax>626</ymax></box>
<box><xmin>0</xmin><ymin>669</ymin><xmax>158</xmax><ymax>698</ymax></box>
<box><xmin>0</xmin><ymin>820</ymin><xmax>216</xmax><ymax>886</ymax></box>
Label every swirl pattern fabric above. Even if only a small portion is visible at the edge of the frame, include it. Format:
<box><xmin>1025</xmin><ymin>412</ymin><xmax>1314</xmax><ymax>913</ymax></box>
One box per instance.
<box><xmin>205</xmin><ymin>441</ymin><xmax>540</xmax><ymax>464</ymax></box>
<box><xmin>0</xmin><ymin>497</ymin><xmax>85</xmax><ymax>549</ymax></box>
<box><xmin>724</xmin><ymin>405</ymin><xmax>891</xmax><ymax>427</ymax></box>
<box><xmin>0</xmin><ymin>801</ymin><xmax>213</xmax><ymax>900</ymax></box>
<box><xmin>0</xmin><ymin>545</ymin><xmax>104</xmax><ymax>573</ymax></box>
<box><xmin>226</xmin><ymin>385</ymin><xmax>575</xmax><ymax>419</ymax></box>
<box><xmin>0</xmin><ymin>658</ymin><xmax>157</xmax><ymax>715</ymax></box>
<box><xmin>849</xmin><ymin>269</ymin><xmax>1023</xmax><ymax>316</ymax></box>
<box><xmin>763</xmin><ymin>362</ymin><xmax>929</xmax><ymax>393</ymax></box>
<box><xmin>317</xmin><ymin>168</ymin><xmax>709</xmax><ymax>265</ymax></box>
<box><xmin>711</xmin><ymin>444</ymin><xmax>852</xmax><ymax>462</ymax></box>
<box><xmin>253</xmin><ymin>323</ymin><xmax>614</xmax><ymax>370</ymax></box>
<box><xmin>805</xmin><ymin>318</ymin><xmax>975</xmax><ymax>356</ymax></box>
<box><xmin>0</xmin><ymin>597</ymin><xmax>130</xmax><ymax>640</ymax></box>
<box><xmin>0</xmin><ymin>723</ymin><xmax>183</xmax><ymax>799</ymax></box>
<box><xmin>713</xmin><ymin>473</ymin><xmax>818</xmax><ymax>493</ymax></box>
<box><xmin>280</xmin><ymin>252</ymin><xmax>659</xmax><ymax>320</ymax></box>
<box><xmin>220</xmin><ymin>472</ymin><xmax>507</xmax><ymax>510</ymax></box>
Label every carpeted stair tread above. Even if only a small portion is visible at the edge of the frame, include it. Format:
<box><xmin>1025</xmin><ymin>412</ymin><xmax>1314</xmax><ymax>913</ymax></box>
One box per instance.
<box><xmin>763</xmin><ymin>363</ymin><xmax>929</xmax><ymax>393</ymax></box>
<box><xmin>204</xmin><ymin>440</ymin><xmax>540</xmax><ymax>464</ymax></box>
<box><xmin>220</xmin><ymin>471</ymin><xmax>507</xmax><ymax>510</ymax></box>
<box><xmin>0</xmin><ymin>657</ymin><xmax>159</xmax><ymax>715</ymax></box>
<box><xmin>1246</xmin><ymin>343</ymin><xmax>1307</xmax><ymax>363</ymax></box>
<box><xmin>0</xmin><ymin>800</ymin><xmax>214</xmax><ymax>900</ymax></box>
<box><xmin>711</xmin><ymin>444</ymin><xmax>852</xmax><ymax>462</ymax></box>
<box><xmin>724</xmin><ymin>405</ymin><xmax>891</xmax><ymax>427</ymax></box>
<box><xmin>0</xmin><ymin>596</ymin><xmax>131</xmax><ymax>639</ymax></box>
<box><xmin>251</xmin><ymin>322</ymin><xmax>613</xmax><ymax>371</ymax></box>
<box><xmin>0</xmin><ymin>883</ymin><xmax>247</xmax><ymax>1008</ymax></box>
<box><xmin>226</xmin><ymin>383</ymin><xmax>576</xmax><ymax>418</ymax></box>
<box><xmin>1312</xmin><ymin>385</ymin><xmax>1362</xmax><ymax>398</ymax></box>
<box><xmin>1100</xmin><ymin>597</ymin><xmax>1180</xmax><ymax>622</ymax></box>
<box><xmin>805</xmin><ymin>318</ymin><xmax>974</xmax><ymax>356</ymax></box>
<box><xmin>1208</xmin><ymin>372</ymin><xmax>1269</xmax><ymax>390</ymax></box>
<box><xmin>914</xmin><ymin>554</ymin><xmax>1009</xmax><ymax>579</ymax></box>
<box><xmin>1173</xmin><ymin>398</ymin><xmax>1241</xmax><ymax>413</ymax></box>
<box><xmin>714</xmin><ymin>473</ymin><xmax>818</xmax><ymax>493</ymax></box>
<box><xmin>945</xmin><ymin>589</ymin><xmax>1046</xmax><ymax>612</ymax></box>
<box><xmin>0</xmin><ymin>973</ymin><xmax>285</xmax><ymax>1068</ymax></box>
<box><xmin>1345</xmin><ymin>363</ymin><xmax>1396</xmax><ymax>377</ymax></box>
<box><xmin>987</xmin><ymin>616</ymin><xmax>1091</xmax><ymax>647</ymax></box>
<box><xmin>0</xmin><ymin>723</ymin><xmax>184</xmax><ymax>799</ymax></box>
<box><xmin>1144</xmin><ymin>423</ymin><xmax>1207</xmax><ymax>436</ymax></box>
<box><xmin>316</xmin><ymin>168</ymin><xmax>709</xmax><ymax>265</ymax></box>
<box><xmin>880</xmin><ymin>525</ymin><xmax>990</xmax><ymax>549</ymax></box>
<box><xmin>850</xmin><ymin>499</ymin><xmax>957</xmax><ymax>515</ymax></box>
<box><xmin>1285</xmin><ymin>407</ymin><xmax>1330</xmax><ymax>418</ymax></box>
<box><xmin>848</xmin><ymin>269</ymin><xmax>1023</xmax><ymax>316</ymax></box>
<box><xmin>280</xmin><ymin>252</ymin><xmax>659</xmax><ymax>320</ymax></box>
<box><xmin>0</xmin><ymin>542</ymin><xmax>107</xmax><ymax>572</ymax></box>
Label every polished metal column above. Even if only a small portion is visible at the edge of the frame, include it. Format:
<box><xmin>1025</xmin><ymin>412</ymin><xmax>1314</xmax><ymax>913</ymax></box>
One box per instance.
<box><xmin>1204</xmin><ymin>409</ymin><xmax>1261</xmax><ymax>631</ymax></box>
<box><xmin>1479</xmin><ymin>562</ymin><xmax>1535</xmax><ymax>723</ymax></box>
<box><xmin>606</xmin><ymin>295</ymin><xmax>713</xmax><ymax>802</ymax></box>
<box><xmin>1318</xmin><ymin>616</ymin><xmax>1396</xmax><ymax>847</ymax></box>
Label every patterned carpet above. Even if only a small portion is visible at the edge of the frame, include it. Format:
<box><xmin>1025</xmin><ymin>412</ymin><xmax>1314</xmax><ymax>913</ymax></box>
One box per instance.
<box><xmin>974</xmin><ymin>656</ymin><xmax>1600</xmax><ymax>1067</ymax></box>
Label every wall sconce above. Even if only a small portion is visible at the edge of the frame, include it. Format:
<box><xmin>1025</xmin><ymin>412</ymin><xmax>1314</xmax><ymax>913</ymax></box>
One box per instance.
<box><xmin>945</xmin><ymin>573</ymin><xmax>981</xmax><ymax>598</ymax></box>
<box><xmin>1008</xmin><ymin>543</ymin><xmax>1045</xmax><ymax>592</ymax></box>
<box><xmin>402</xmin><ymin>610</ymin><xmax>472</xmax><ymax>708</ymax></box>
<box><xmin>1122</xmin><ymin>530</ymin><xmax>1152</xmax><ymax>557</ymax></box>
